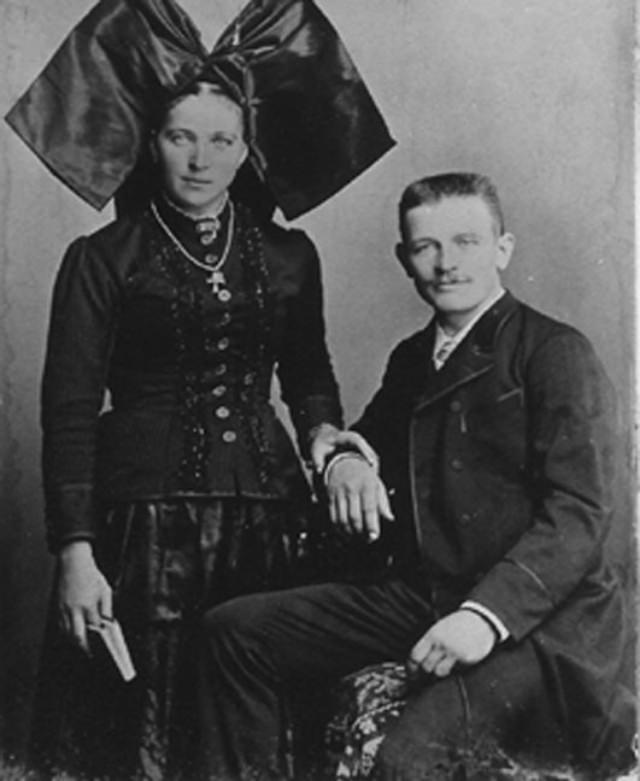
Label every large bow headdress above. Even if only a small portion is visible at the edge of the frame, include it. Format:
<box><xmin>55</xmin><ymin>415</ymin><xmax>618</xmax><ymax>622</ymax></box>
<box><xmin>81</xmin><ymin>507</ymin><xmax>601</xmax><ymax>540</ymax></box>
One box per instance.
<box><xmin>6</xmin><ymin>0</ymin><xmax>395</xmax><ymax>219</ymax></box>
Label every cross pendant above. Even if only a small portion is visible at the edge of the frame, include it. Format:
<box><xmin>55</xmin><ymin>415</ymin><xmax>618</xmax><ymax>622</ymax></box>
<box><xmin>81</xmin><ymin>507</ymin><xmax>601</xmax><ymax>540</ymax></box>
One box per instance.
<box><xmin>207</xmin><ymin>270</ymin><xmax>226</xmax><ymax>294</ymax></box>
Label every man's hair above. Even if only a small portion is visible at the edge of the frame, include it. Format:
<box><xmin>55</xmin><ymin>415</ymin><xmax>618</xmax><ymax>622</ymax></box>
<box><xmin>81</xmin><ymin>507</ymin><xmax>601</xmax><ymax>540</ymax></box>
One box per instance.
<box><xmin>398</xmin><ymin>172</ymin><xmax>505</xmax><ymax>239</ymax></box>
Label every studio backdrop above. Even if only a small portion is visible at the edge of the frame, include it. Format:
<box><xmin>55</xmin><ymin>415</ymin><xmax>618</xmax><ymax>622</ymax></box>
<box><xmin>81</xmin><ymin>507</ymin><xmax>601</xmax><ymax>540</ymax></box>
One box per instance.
<box><xmin>0</xmin><ymin>0</ymin><xmax>634</xmax><ymax>760</ymax></box>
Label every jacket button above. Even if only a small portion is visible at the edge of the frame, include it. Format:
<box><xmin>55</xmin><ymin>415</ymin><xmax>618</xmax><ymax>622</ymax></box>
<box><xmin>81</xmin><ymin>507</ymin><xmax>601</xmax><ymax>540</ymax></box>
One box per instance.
<box><xmin>222</xmin><ymin>430</ymin><xmax>237</xmax><ymax>443</ymax></box>
<box><xmin>450</xmin><ymin>458</ymin><xmax>463</xmax><ymax>471</ymax></box>
<box><xmin>212</xmin><ymin>385</ymin><xmax>226</xmax><ymax>397</ymax></box>
<box><xmin>216</xmin><ymin>406</ymin><xmax>230</xmax><ymax>419</ymax></box>
<box><xmin>449</xmin><ymin>400</ymin><xmax>462</xmax><ymax>412</ymax></box>
<box><xmin>220</xmin><ymin>312</ymin><xmax>231</xmax><ymax>326</ymax></box>
<box><xmin>215</xmin><ymin>363</ymin><xmax>227</xmax><ymax>376</ymax></box>
<box><xmin>460</xmin><ymin>512</ymin><xmax>472</xmax><ymax>524</ymax></box>
<box><xmin>217</xmin><ymin>337</ymin><xmax>229</xmax><ymax>351</ymax></box>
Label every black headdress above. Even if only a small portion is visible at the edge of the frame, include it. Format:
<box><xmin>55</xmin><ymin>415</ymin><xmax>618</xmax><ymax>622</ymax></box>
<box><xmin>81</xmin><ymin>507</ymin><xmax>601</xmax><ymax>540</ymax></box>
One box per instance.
<box><xmin>6</xmin><ymin>0</ymin><xmax>395</xmax><ymax>220</ymax></box>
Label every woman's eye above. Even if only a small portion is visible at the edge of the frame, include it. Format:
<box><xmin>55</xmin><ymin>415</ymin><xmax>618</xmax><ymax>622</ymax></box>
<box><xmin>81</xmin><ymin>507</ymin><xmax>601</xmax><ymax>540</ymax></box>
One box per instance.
<box><xmin>211</xmin><ymin>136</ymin><xmax>233</xmax><ymax>148</ymax></box>
<box><xmin>168</xmin><ymin>132</ymin><xmax>189</xmax><ymax>145</ymax></box>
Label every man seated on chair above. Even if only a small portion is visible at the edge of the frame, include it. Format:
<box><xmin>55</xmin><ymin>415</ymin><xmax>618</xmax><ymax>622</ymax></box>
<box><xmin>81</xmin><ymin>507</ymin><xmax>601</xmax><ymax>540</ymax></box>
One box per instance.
<box><xmin>197</xmin><ymin>172</ymin><xmax>636</xmax><ymax>780</ymax></box>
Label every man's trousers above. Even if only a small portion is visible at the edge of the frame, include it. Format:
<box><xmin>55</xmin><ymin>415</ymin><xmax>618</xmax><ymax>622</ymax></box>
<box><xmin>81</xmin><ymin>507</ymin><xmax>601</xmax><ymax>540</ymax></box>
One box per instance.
<box><xmin>196</xmin><ymin>579</ymin><xmax>565</xmax><ymax>781</ymax></box>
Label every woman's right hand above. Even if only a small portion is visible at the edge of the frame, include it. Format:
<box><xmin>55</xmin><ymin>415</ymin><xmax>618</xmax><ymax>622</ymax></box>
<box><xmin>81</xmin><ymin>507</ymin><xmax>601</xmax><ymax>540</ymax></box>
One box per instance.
<box><xmin>57</xmin><ymin>541</ymin><xmax>113</xmax><ymax>654</ymax></box>
<box><xmin>326</xmin><ymin>456</ymin><xmax>394</xmax><ymax>541</ymax></box>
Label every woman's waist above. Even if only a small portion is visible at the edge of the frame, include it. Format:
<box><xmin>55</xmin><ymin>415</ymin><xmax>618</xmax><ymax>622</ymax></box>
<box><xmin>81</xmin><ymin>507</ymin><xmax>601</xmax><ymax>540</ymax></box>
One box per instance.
<box><xmin>108</xmin><ymin>368</ymin><xmax>272</xmax><ymax>410</ymax></box>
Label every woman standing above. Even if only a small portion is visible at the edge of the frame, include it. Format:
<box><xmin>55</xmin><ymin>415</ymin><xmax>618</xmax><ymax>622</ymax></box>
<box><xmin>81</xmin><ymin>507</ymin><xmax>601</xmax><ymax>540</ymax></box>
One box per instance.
<box><xmin>31</xmin><ymin>78</ymin><xmax>357</xmax><ymax>780</ymax></box>
<box><xmin>6</xmin><ymin>2</ymin><xmax>394</xmax><ymax>777</ymax></box>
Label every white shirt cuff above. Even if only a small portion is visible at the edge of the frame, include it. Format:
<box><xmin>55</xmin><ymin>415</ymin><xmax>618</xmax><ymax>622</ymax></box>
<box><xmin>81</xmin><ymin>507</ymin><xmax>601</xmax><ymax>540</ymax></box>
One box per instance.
<box><xmin>460</xmin><ymin>600</ymin><xmax>510</xmax><ymax>642</ymax></box>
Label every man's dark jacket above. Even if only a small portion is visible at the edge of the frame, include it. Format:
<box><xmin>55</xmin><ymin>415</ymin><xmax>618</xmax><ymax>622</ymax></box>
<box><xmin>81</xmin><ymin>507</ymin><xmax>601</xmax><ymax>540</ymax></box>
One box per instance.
<box><xmin>353</xmin><ymin>291</ymin><xmax>635</xmax><ymax>770</ymax></box>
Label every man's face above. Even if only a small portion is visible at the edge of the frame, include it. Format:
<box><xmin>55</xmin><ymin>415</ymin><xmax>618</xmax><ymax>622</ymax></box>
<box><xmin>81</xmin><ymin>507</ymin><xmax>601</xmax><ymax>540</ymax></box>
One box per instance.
<box><xmin>154</xmin><ymin>91</ymin><xmax>247</xmax><ymax>217</ymax></box>
<box><xmin>397</xmin><ymin>195</ymin><xmax>514</xmax><ymax>330</ymax></box>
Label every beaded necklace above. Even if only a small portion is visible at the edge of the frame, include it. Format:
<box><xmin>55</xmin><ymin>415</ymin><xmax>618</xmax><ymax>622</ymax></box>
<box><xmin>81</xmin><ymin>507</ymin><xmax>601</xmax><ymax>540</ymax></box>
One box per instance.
<box><xmin>150</xmin><ymin>199</ymin><xmax>235</xmax><ymax>300</ymax></box>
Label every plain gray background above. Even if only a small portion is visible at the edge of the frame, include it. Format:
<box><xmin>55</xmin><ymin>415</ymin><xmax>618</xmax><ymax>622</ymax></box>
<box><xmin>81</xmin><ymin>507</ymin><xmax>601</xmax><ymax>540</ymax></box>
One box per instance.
<box><xmin>0</xmin><ymin>0</ymin><xmax>635</xmax><ymax>764</ymax></box>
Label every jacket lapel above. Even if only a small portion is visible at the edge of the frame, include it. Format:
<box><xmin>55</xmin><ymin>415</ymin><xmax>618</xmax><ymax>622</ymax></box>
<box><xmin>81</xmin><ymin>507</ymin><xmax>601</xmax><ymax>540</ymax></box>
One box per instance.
<box><xmin>413</xmin><ymin>292</ymin><xmax>519</xmax><ymax>412</ymax></box>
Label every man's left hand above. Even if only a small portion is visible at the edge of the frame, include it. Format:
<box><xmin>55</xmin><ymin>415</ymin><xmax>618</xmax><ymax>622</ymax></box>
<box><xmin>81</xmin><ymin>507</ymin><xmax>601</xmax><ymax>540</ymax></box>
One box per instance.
<box><xmin>407</xmin><ymin>610</ymin><xmax>497</xmax><ymax>679</ymax></box>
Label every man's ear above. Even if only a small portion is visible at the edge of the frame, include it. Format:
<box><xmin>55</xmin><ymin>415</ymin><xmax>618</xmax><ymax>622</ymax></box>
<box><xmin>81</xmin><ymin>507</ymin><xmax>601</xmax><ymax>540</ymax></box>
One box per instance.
<box><xmin>496</xmin><ymin>232</ymin><xmax>515</xmax><ymax>271</ymax></box>
<box><xmin>395</xmin><ymin>242</ymin><xmax>413</xmax><ymax>277</ymax></box>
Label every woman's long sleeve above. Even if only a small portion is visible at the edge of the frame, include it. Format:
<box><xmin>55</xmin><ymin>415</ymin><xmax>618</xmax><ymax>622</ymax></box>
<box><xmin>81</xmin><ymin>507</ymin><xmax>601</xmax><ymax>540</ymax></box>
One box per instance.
<box><xmin>41</xmin><ymin>237</ymin><xmax>119</xmax><ymax>551</ymax></box>
<box><xmin>276</xmin><ymin>233</ymin><xmax>343</xmax><ymax>455</ymax></box>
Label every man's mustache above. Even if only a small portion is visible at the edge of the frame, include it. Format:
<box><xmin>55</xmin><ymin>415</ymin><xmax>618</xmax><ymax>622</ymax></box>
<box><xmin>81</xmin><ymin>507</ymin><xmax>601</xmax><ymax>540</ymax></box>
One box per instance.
<box><xmin>433</xmin><ymin>273</ymin><xmax>470</xmax><ymax>285</ymax></box>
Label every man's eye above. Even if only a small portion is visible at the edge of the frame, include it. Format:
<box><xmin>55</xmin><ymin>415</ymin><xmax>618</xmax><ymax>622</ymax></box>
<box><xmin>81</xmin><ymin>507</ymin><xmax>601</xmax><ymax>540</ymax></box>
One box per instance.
<box><xmin>169</xmin><ymin>132</ymin><xmax>189</xmax><ymax>145</ymax></box>
<box><xmin>456</xmin><ymin>237</ymin><xmax>478</xmax><ymax>246</ymax></box>
<box><xmin>412</xmin><ymin>243</ymin><xmax>436</xmax><ymax>255</ymax></box>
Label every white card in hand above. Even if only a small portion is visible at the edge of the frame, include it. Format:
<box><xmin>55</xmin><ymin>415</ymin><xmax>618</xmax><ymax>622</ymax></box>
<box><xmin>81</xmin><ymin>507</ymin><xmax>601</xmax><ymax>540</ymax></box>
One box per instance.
<box><xmin>88</xmin><ymin>618</ymin><xmax>136</xmax><ymax>682</ymax></box>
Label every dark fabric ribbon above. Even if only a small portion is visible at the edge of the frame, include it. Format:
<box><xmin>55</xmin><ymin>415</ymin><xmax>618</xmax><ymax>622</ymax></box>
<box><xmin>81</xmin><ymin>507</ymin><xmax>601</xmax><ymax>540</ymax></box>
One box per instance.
<box><xmin>6</xmin><ymin>0</ymin><xmax>395</xmax><ymax>220</ymax></box>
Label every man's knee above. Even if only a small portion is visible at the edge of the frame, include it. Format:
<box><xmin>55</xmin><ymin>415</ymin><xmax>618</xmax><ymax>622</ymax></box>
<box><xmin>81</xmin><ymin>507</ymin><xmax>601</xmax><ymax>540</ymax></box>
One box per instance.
<box><xmin>200</xmin><ymin>592</ymin><xmax>276</xmax><ymax>666</ymax></box>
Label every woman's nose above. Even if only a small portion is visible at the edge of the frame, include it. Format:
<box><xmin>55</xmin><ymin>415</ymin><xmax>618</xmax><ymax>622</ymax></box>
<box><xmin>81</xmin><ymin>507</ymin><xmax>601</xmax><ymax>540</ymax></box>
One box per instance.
<box><xmin>189</xmin><ymin>142</ymin><xmax>211</xmax><ymax>170</ymax></box>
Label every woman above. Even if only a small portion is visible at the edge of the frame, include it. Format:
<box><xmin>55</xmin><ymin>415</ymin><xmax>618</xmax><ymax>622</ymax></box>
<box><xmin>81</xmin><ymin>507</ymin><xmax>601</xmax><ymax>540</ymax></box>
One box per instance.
<box><xmin>29</xmin><ymin>79</ymin><xmax>373</xmax><ymax>781</ymax></box>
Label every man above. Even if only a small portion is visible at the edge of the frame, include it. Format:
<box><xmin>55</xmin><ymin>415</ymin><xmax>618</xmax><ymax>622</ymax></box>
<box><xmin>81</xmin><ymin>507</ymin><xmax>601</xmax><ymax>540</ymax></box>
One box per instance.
<box><xmin>198</xmin><ymin>173</ymin><xmax>635</xmax><ymax>780</ymax></box>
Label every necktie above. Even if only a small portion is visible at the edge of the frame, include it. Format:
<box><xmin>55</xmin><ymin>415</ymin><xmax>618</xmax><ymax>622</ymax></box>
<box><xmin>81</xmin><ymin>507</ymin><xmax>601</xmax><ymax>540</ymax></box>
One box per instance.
<box><xmin>433</xmin><ymin>338</ymin><xmax>456</xmax><ymax>370</ymax></box>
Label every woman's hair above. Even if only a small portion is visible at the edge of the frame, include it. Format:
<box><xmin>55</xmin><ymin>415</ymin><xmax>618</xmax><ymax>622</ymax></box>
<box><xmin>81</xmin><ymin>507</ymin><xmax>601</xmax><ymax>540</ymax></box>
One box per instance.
<box><xmin>150</xmin><ymin>80</ymin><xmax>246</xmax><ymax>139</ymax></box>
<box><xmin>398</xmin><ymin>172</ymin><xmax>505</xmax><ymax>238</ymax></box>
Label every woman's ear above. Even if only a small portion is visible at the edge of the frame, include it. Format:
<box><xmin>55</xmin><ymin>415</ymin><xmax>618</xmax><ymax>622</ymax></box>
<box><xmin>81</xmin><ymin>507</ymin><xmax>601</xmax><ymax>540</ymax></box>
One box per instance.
<box><xmin>149</xmin><ymin>133</ymin><xmax>158</xmax><ymax>164</ymax></box>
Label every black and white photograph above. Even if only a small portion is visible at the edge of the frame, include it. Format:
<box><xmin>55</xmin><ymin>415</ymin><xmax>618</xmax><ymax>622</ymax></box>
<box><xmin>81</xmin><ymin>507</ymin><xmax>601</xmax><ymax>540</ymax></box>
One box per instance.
<box><xmin>0</xmin><ymin>1</ymin><xmax>637</xmax><ymax>779</ymax></box>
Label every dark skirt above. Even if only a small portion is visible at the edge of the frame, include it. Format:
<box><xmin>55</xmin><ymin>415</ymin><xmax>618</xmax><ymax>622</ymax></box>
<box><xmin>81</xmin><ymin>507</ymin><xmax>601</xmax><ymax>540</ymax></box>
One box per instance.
<box><xmin>29</xmin><ymin>497</ymin><xmax>309</xmax><ymax>781</ymax></box>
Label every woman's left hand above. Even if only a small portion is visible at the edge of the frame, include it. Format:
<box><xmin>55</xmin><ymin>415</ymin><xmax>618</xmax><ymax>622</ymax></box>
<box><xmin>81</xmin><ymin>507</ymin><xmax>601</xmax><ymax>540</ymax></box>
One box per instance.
<box><xmin>309</xmin><ymin>423</ymin><xmax>379</xmax><ymax>474</ymax></box>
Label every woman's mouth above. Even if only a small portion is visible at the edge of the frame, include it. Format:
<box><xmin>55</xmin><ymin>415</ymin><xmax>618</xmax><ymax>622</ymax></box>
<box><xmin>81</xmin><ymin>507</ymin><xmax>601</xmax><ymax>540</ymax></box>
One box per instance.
<box><xmin>183</xmin><ymin>177</ymin><xmax>212</xmax><ymax>187</ymax></box>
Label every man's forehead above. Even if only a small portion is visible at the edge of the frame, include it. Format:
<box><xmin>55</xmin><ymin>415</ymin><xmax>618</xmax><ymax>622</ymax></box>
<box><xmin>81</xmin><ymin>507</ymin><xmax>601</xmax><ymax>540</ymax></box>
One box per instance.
<box><xmin>405</xmin><ymin>195</ymin><xmax>494</xmax><ymax>231</ymax></box>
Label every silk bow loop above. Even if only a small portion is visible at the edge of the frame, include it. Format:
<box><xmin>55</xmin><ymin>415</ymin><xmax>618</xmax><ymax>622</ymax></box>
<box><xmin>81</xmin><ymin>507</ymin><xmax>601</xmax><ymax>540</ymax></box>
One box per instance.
<box><xmin>5</xmin><ymin>0</ymin><xmax>207</xmax><ymax>210</ymax></box>
<box><xmin>6</xmin><ymin>0</ymin><xmax>395</xmax><ymax>219</ymax></box>
<box><xmin>206</xmin><ymin>0</ymin><xmax>397</xmax><ymax>219</ymax></box>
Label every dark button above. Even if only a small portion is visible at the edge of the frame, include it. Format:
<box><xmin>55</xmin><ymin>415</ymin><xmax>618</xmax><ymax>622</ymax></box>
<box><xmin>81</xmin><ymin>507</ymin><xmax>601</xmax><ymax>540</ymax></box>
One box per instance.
<box><xmin>243</xmin><ymin>373</ymin><xmax>254</xmax><ymax>386</ymax></box>
<box><xmin>200</xmin><ymin>232</ymin><xmax>215</xmax><ymax>246</ymax></box>
<box><xmin>216</xmin><ymin>406</ymin><xmax>230</xmax><ymax>419</ymax></box>
<box><xmin>204</xmin><ymin>253</ymin><xmax>218</xmax><ymax>265</ymax></box>
<box><xmin>222</xmin><ymin>430</ymin><xmax>237</xmax><ymax>443</ymax></box>
<box><xmin>217</xmin><ymin>337</ymin><xmax>229</xmax><ymax>351</ymax></box>
<box><xmin>212</xmin><ymin>385</ymin><xmax>226</xmax><ymax>397</ymax></box>
<box><xmin>460</xmin><ymin>512</ymin><xmax>472</xmax><ymax>525</ymax></box>
<box><xmin>449</xmin><ymin>400</ymin><xmax>462</xmax><ymax>412</ymax></box>
<box><xmin>220</xmin><ymin>313</ymin><xmax>231</xmax><ymax>325</ymax></box>
<box><xmin>450</xmin><ymin>458</ymin><xmax>463</xmax><ymax>471</ymax></box>
<box><xmin>215</xmin><ymin>363</ymin><xmax>227</xmax><ymax>376</ymax></box>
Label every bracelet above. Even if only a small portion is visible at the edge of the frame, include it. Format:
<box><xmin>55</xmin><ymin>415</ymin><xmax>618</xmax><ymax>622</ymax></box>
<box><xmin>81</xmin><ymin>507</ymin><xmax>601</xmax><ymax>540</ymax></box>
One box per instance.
<box><xmin>323</xmin><ymin>451</ymin><xmax>370</xmax><ymax>487</ymax></box>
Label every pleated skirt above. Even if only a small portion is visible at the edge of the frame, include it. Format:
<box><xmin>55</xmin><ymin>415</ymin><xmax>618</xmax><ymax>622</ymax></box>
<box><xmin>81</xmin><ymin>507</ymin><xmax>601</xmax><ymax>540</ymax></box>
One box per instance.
<box><xmin>29</xmin><ymin>497</ymin><xmax>308</xmax><ymax>781</ymax></box>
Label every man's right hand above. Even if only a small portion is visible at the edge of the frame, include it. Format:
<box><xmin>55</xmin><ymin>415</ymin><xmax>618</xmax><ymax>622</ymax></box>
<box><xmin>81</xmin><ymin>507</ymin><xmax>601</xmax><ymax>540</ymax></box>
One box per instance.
<box><xmin>57</xmin><ymin>540</ymin><xmax>113</xmax><ymax>653</ymax></box>
<box><xmin>326</xmin><ymin>456</ymin><xmax>394</xmax><ymax>540</ymax></box>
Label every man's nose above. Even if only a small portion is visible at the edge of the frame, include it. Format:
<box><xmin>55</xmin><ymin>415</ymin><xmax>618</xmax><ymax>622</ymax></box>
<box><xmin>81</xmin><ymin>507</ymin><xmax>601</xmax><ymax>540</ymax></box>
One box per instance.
<box><xmin>435</xmin><ymin>247</ymin><xmax>458</xmax><ymax>272</ymax></box>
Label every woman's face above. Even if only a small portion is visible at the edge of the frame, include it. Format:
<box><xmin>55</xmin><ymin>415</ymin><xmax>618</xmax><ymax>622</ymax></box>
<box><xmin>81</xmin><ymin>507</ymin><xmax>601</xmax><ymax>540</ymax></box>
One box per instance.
<box><xmin>154</xmin><ymin>90</ymin><xmax>247</xmax><ymax>216</ymax></box>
